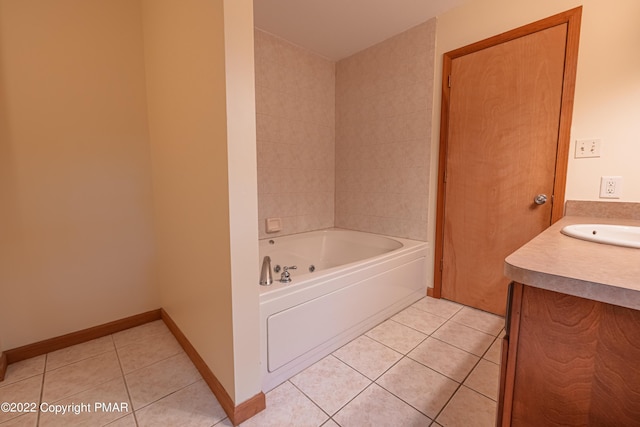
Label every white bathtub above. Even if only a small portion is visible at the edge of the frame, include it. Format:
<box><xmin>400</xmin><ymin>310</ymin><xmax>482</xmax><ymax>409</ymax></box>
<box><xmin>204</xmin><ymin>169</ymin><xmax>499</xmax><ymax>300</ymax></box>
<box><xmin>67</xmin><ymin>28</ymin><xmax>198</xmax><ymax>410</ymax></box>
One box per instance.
<box><xmin>259</xmin><ymin>228</ymin><xmax>428</xmax><ymax>391</ymax></box>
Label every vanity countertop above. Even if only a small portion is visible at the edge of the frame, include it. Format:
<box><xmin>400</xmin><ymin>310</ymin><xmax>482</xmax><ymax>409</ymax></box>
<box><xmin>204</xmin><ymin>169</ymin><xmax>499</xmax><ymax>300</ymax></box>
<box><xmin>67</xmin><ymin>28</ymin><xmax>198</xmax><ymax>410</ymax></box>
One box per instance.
<box><xmin>505</xmin><ymin>215</ymin><xmax>640</xmax><ymax>310</ymax></box>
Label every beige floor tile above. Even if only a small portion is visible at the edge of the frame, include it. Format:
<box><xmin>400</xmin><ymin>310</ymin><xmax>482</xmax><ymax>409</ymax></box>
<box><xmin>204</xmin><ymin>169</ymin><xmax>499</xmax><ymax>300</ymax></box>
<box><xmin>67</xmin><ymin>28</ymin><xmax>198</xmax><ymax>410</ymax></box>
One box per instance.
<box><xmin>431</xmin><ymin>321</ymin><xmax>495</xmax><ymax>356</ymax></box>
<box><xmin>104</xmin><ymin>414</ymin><xmax>137</xmax><ymax>426</ymax></box>
<box><xmin>112</xmin><ymin>320</ymin><xmax>170</xmax><ymax>349</ymax></box>
<box><xmin>136</xmin><ymin>380</ymin><xmax>226</xmax><ymax>427</ymax></box>
<box><xmin>0</xmin><ymin>304</ymin><xmax>506</xmax><ymax>427</ymax></box>
<box><xmin>365</xmin><ymin>319</ymin><xmax>427</xmax><ymax>354</ymax></box>
<box><xmin>125</xmin><ymin>352</ymin><xmax>201</xmax><ymax>410</ymax></box>
<box><xmin>408</xmin><ymin>338</ymin><xmax>479</xmax><ymax>382</ymax></box>
<box><xmin>377</xmin><ymin>358</ymin><xmax>458</xmax><ymax>419</ymax></box>
<box><xmin>0</xmin><ymin>376</ymin><xmax>42</xmax><ymax>424</ymax></box>
<box><xmin>333</xmin><ymin>383</ymin><xmax>431</xmax><ymax>426</ymax></box>
<box><xmin>46</xmin><ymin>336</ymin><xmax>115</xmax><ymax>371</ymax></box>
<box><xmin>39</xmin><ymin>377</ymin><xmax>131</xmax><ymax>427</ymax></box>
<box><xmin>333</xmin><ymin>335</ymin><xmax>402</xmax><ymax>380</ymax></box>
<box><xmin>239</xmin><ymin>381</ymin><xmax>327</xmax><ymax>427</ymax></box>
<box><xmin>483</xmin><ymin>337</ymin><xmax>502</xmax><ymax>364</ymax></box>
<box><xmin>391</xmin><ymin>307</ymin><xmax>447</xmax><ymax>335</ymax></box>
<box><xmin>436</xmin><ymin>386</ymin><xmax>496</xmax><ymax>427</ymax></box>
<box><xmin>0</xmin><ymin>413</ymin><xmax>39</xmax><ymax>426</ymax></box>
<box><xmin>116</xmin><ymin>331</ymin><xmax>183</xmax><ymax>374</ymax></box>
<box><xmin>290</xmin><ymin>355</ymin><xmax>370</xmax><ymax>415</ymax></box>
<box><xmin>42</xmin><ymin>351</ymin><xmax>121</xmax><ymax>403</ymax></box>
<box><xmin>411</xmin><ymin>297</ymin><xmax>463</xmax><ymax>319</ymax></box>
<box><xmin>450</xmin><ymin>307</ymin><xmax>504</xmax><ymax>336</ymax></box>
<box><xmin>463</xmin><ymin>359</ymin><xmax>500</xmax><ymax>401</ymax></box>
<box><xmin>0</xmin><ymin>356</ymin><xmax>45</xmax><ymax>388</ymax></box>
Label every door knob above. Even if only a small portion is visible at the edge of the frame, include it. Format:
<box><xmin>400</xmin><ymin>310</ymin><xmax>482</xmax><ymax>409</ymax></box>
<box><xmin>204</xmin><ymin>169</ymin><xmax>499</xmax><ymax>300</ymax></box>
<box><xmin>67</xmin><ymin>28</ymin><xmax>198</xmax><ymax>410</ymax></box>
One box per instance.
<box><xmin>534</xmin><ymin>194</ymin><xmax>547</xmax><ymax>205</ymax></box>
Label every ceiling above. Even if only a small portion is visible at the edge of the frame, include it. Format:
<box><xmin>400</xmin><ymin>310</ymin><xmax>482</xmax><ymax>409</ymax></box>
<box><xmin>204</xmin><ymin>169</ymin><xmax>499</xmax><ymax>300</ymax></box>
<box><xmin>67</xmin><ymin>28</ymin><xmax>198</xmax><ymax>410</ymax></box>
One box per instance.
<box><xmin>253</xmin><ymin>0</ymin><xmax>466</xmax><ymax>60</ymax></box>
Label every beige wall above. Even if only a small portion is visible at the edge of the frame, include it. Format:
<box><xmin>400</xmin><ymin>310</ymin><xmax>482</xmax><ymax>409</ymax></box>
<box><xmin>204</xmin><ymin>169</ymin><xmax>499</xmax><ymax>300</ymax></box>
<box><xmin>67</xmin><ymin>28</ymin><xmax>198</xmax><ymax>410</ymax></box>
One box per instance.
<box><xmin>254</xmin><ymin>29</ymin><xmax>335</xmax><ymax>238</ymax></box>
<box><xmin>223</xmin><ymin>0</ymin><xmax>262</xmax><ymax>404</ymax></box>
<box><xmin>0</xmin><ymin>0</ymin><xmax>159</xmax><ymax>350</ymax></box>
<box><xmin>335</xmin><ymin>21</ymin><xmax>436</xmax><ymax>241</ymax></box>
<box><xmin>1</xmin><ymin>0</ymin><xmax>259</xmax><ymax>404</ymax></box>
<box><xmin>142</xmin><ymin>0</ymin><xmax>260</xmax><ymax>404</ymax></box>
<box><xmin>141</xmin><ymin>0</ymin><xmax>234</xmax><ymax>399</ymax></box>
<box><xmin>426</xmin><ymin>0</ymin><xmax>640</xmax><ymax>287</ymax></box>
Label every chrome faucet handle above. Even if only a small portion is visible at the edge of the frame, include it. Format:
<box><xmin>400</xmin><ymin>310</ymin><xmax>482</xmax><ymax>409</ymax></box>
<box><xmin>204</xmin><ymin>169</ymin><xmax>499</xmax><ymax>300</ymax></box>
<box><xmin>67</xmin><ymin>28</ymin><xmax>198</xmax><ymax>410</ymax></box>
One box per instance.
<box><xmin>279</xmin><ymin>266</ymin><xmax>297</xmax><ymax>283</ymax></box>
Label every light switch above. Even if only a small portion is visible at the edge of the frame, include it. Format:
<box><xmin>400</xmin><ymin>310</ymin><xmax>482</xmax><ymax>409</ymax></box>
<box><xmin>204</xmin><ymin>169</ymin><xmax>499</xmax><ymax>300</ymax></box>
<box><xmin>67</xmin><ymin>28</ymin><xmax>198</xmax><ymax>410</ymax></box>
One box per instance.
<box><xmin>575</xmin><ymin>139</ymin><xmax>601</xmax><ymax>158</ymax></box>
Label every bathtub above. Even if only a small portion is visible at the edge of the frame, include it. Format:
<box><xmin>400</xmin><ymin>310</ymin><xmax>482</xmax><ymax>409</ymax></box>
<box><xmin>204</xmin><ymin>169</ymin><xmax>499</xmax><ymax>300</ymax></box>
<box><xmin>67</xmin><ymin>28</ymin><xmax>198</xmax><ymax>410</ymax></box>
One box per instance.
<box><xmin>259</xmin><ymin>228</ymin><xmax>428</xmax><ymax>391</ymax></box>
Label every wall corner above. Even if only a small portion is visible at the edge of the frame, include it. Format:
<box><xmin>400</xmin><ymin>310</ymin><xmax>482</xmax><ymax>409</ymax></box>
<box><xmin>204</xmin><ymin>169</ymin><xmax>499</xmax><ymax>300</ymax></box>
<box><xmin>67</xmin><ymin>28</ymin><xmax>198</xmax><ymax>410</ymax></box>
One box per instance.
<box><xmin>0</xmin><ymin>352</ymin><xmax>7</xmax><ymax>381</ymax></box>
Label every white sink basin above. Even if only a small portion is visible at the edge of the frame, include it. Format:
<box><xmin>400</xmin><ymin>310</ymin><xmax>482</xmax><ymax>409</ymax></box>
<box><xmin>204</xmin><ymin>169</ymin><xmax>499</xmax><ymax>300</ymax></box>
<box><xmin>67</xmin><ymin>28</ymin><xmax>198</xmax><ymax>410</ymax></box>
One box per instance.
<box><xmin>561</xmin><ymin>224</ymin><xmax>640</xmax><ymax>249</ymax></box>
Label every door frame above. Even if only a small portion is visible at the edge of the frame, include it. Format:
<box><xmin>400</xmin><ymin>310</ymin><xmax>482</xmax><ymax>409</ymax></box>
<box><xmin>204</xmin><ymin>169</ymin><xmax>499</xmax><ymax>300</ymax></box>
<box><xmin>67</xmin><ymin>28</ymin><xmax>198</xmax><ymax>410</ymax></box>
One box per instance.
<box><xmin>430</xmin><ymin>7</ymin><xmax>582</xmax><ymax>299</ymax></box>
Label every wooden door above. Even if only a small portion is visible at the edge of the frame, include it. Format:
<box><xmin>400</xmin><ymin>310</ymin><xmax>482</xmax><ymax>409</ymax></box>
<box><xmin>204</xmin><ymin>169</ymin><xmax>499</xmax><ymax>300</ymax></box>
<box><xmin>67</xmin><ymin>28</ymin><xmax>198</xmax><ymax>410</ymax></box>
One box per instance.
<box><xmin>435</xmin><ymin>9</ymin><xmax>582</xmax><ymax>315</ymax></box>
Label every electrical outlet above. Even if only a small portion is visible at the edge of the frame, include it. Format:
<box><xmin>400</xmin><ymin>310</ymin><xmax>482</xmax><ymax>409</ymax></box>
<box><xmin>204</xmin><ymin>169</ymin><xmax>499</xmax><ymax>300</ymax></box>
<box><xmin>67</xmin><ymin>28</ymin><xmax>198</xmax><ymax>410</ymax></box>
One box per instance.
<box><xmin>575</xmin><ymin>139</ymin><xmax>601</xmax><ymax>158</ymax></box>
<box><xmin>599</xmin><ymin>176</ymin><xmax>623</xmax><ymax>199</ymax></box>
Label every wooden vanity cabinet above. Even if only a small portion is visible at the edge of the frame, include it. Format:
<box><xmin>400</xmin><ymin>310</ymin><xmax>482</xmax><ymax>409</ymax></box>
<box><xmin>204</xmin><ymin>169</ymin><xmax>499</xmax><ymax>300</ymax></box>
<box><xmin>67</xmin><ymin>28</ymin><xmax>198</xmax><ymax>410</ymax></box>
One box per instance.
<box><xmin>497</xmin><ymin>282</ymin><xmax>640</xmax><ymax>426</ymax></box>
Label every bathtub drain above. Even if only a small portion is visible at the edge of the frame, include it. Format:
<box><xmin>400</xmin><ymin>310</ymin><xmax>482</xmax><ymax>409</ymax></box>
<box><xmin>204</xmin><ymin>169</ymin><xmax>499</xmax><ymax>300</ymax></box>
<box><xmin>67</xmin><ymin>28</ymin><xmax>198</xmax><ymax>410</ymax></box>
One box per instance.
<box><xmin>309</xmin><ymin>265</ymin><xmax>315</xmax><ymax>272</ymax></box>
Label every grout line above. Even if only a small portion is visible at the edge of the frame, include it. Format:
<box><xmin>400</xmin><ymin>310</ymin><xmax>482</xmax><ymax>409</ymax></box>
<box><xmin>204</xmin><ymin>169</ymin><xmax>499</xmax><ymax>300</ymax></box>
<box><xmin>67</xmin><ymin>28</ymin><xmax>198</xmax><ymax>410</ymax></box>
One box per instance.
<box><xmin>371</xmin><ymin>313</ymin><xmax>465</xmax><ymax>421</ymax></box>
<box><xmin>328</xmin><ymin>381</ymin><xmax>376</xmax><ymax>421</ymax></box>
<box><xmin>295</xmin><ymin>298</ymin><xmax>500</xmax><ymax>426</ymax></box>
<box><xmin>447</xmin><ymin>318</ymin><xmax>505</xmax><ymax>336</ymax></box>
<box><xmin>118</xmin><ymin>349</ymin><xmax>184</xmax><ymax>377</ymax></box>
<box><xmin>332</xmin><ymin>340</ymin><xmax>403</xmax><ymax>381</ymax></box>
<box><xmin>286</xmin><ymin>378</ymin><xmax>336</xmax><ymax>420</ymax></box>
<box><xmin>133</xmin><ymin>380</ymin><xmax>206</xmax><ymax>414</ymax></box>
<box><xmin>428</xmin><ymin>322</ymin><xmax>502</xmax><ymax>424</ymax></box>
<box><xmin>115</xmin><ymin>350</ymin><xmax>205</xmax><ymax>424</ymax></box>
<box><xmin>287</xmin><ymin>310</ymin><xmax>434</xmax><ymax>424</ymax></box>
<box><xmin>328</xmin><ymin>303</ymin><xmax>480</xmax><ymax>424</ymax></box>
<box><xmin>426</xmin><ymin>335</ymin><xmax>488</xmax><ymax>359</ymax></box>
<box><xmin>36</xmin><ymin>354</ymin><xmax>47</xmax><ymax>426</ymax></box>
<box><xmin>371</xmin><ymin>317</ymin><xmax>431</xmax><ymax>341</ymax></box>
<box><xmin>371</xmin><ymin>354</ymin><xmax>436</xmax><ymax>422</ymax></box>
<box><xmin>42</xmin><ymin>335</ymin><xmax>117</xmax><ymax>374</ymax></box>
<box><xmin>372</xmin><ymin>306</ymin><xmax>500</xmax><ymax>424</ymax></box>
<box><xmin>113</xmin><ymin>333</ymin><xmax>139</xmax><ymax>427</ymax></box>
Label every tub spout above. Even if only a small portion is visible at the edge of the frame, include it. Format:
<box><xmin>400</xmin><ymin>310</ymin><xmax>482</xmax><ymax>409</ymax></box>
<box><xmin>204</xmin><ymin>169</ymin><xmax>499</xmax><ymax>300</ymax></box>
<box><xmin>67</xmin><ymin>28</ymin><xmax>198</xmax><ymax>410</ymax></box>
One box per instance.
<box><xmin>259</xmin><ymin>256</ymin><xmax>273</xmax><ymax>286</ymax></box>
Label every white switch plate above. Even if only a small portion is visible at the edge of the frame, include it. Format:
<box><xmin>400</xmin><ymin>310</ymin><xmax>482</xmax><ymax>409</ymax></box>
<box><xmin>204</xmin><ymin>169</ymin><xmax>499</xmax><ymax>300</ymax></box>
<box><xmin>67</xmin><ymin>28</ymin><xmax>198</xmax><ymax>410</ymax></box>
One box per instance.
<box><xmin>599</xmin><ymin>176</ymin><xmax>623</xmax><ymax>199</ymax></box>
<box><xmin>575</xmin><ymin>139</ymin><xmax>601</xmax><ymax>158</ymax></box>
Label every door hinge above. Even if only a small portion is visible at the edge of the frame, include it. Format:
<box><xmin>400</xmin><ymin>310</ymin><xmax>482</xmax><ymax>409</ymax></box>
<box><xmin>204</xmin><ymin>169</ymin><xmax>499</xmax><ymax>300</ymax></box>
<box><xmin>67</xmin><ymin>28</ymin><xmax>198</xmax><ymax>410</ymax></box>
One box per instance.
<box><xmin>448</xmin><ymin>74</ymin><xmax>451</xmax><ymax>88</ymax></box>
<box><xmin>440</xmin><ymin>259</ymin><xmax>444</xmax><ymax>271</ymax></box>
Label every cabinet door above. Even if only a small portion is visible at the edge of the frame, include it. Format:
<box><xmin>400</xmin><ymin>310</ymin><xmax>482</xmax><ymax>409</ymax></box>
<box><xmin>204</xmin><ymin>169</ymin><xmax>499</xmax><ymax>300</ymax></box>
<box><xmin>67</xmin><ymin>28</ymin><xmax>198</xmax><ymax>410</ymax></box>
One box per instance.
<box><xmin>508</xmin><ymin>285</ymin><xmax>640</xmax><ymax>426</ymax></box>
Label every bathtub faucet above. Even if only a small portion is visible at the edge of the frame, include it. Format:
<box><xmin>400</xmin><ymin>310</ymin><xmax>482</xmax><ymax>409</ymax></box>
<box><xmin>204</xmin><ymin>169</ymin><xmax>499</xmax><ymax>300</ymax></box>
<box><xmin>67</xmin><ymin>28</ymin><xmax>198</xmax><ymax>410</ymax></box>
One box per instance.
<box><xmin>279</xmin><ymin>265</ymin><xmax>297</xmax><ymax>283</ymax></box>
<box><xmin>259</xmin><ymin>256</ymin><xmax>273</xmax><ymax>286</ymax></box>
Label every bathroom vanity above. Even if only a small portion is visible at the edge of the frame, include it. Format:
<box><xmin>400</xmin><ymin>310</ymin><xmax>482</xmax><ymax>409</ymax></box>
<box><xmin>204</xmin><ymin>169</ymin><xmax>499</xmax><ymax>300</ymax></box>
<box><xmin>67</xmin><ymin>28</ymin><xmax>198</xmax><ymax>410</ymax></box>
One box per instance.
<box><xmin>498</xmin><ymin>203</ymin><xmax>640</xmax><ymax>426</ymax></box>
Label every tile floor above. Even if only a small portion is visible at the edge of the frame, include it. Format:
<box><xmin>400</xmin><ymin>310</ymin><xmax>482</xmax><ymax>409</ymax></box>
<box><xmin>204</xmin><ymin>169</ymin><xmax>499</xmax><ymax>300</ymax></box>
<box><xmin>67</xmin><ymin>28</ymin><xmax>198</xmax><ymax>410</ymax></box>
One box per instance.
<box><xmin>0</xmin><ymin>297</ymin><xmax>504</xmax><ymax>426</ymax></box>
